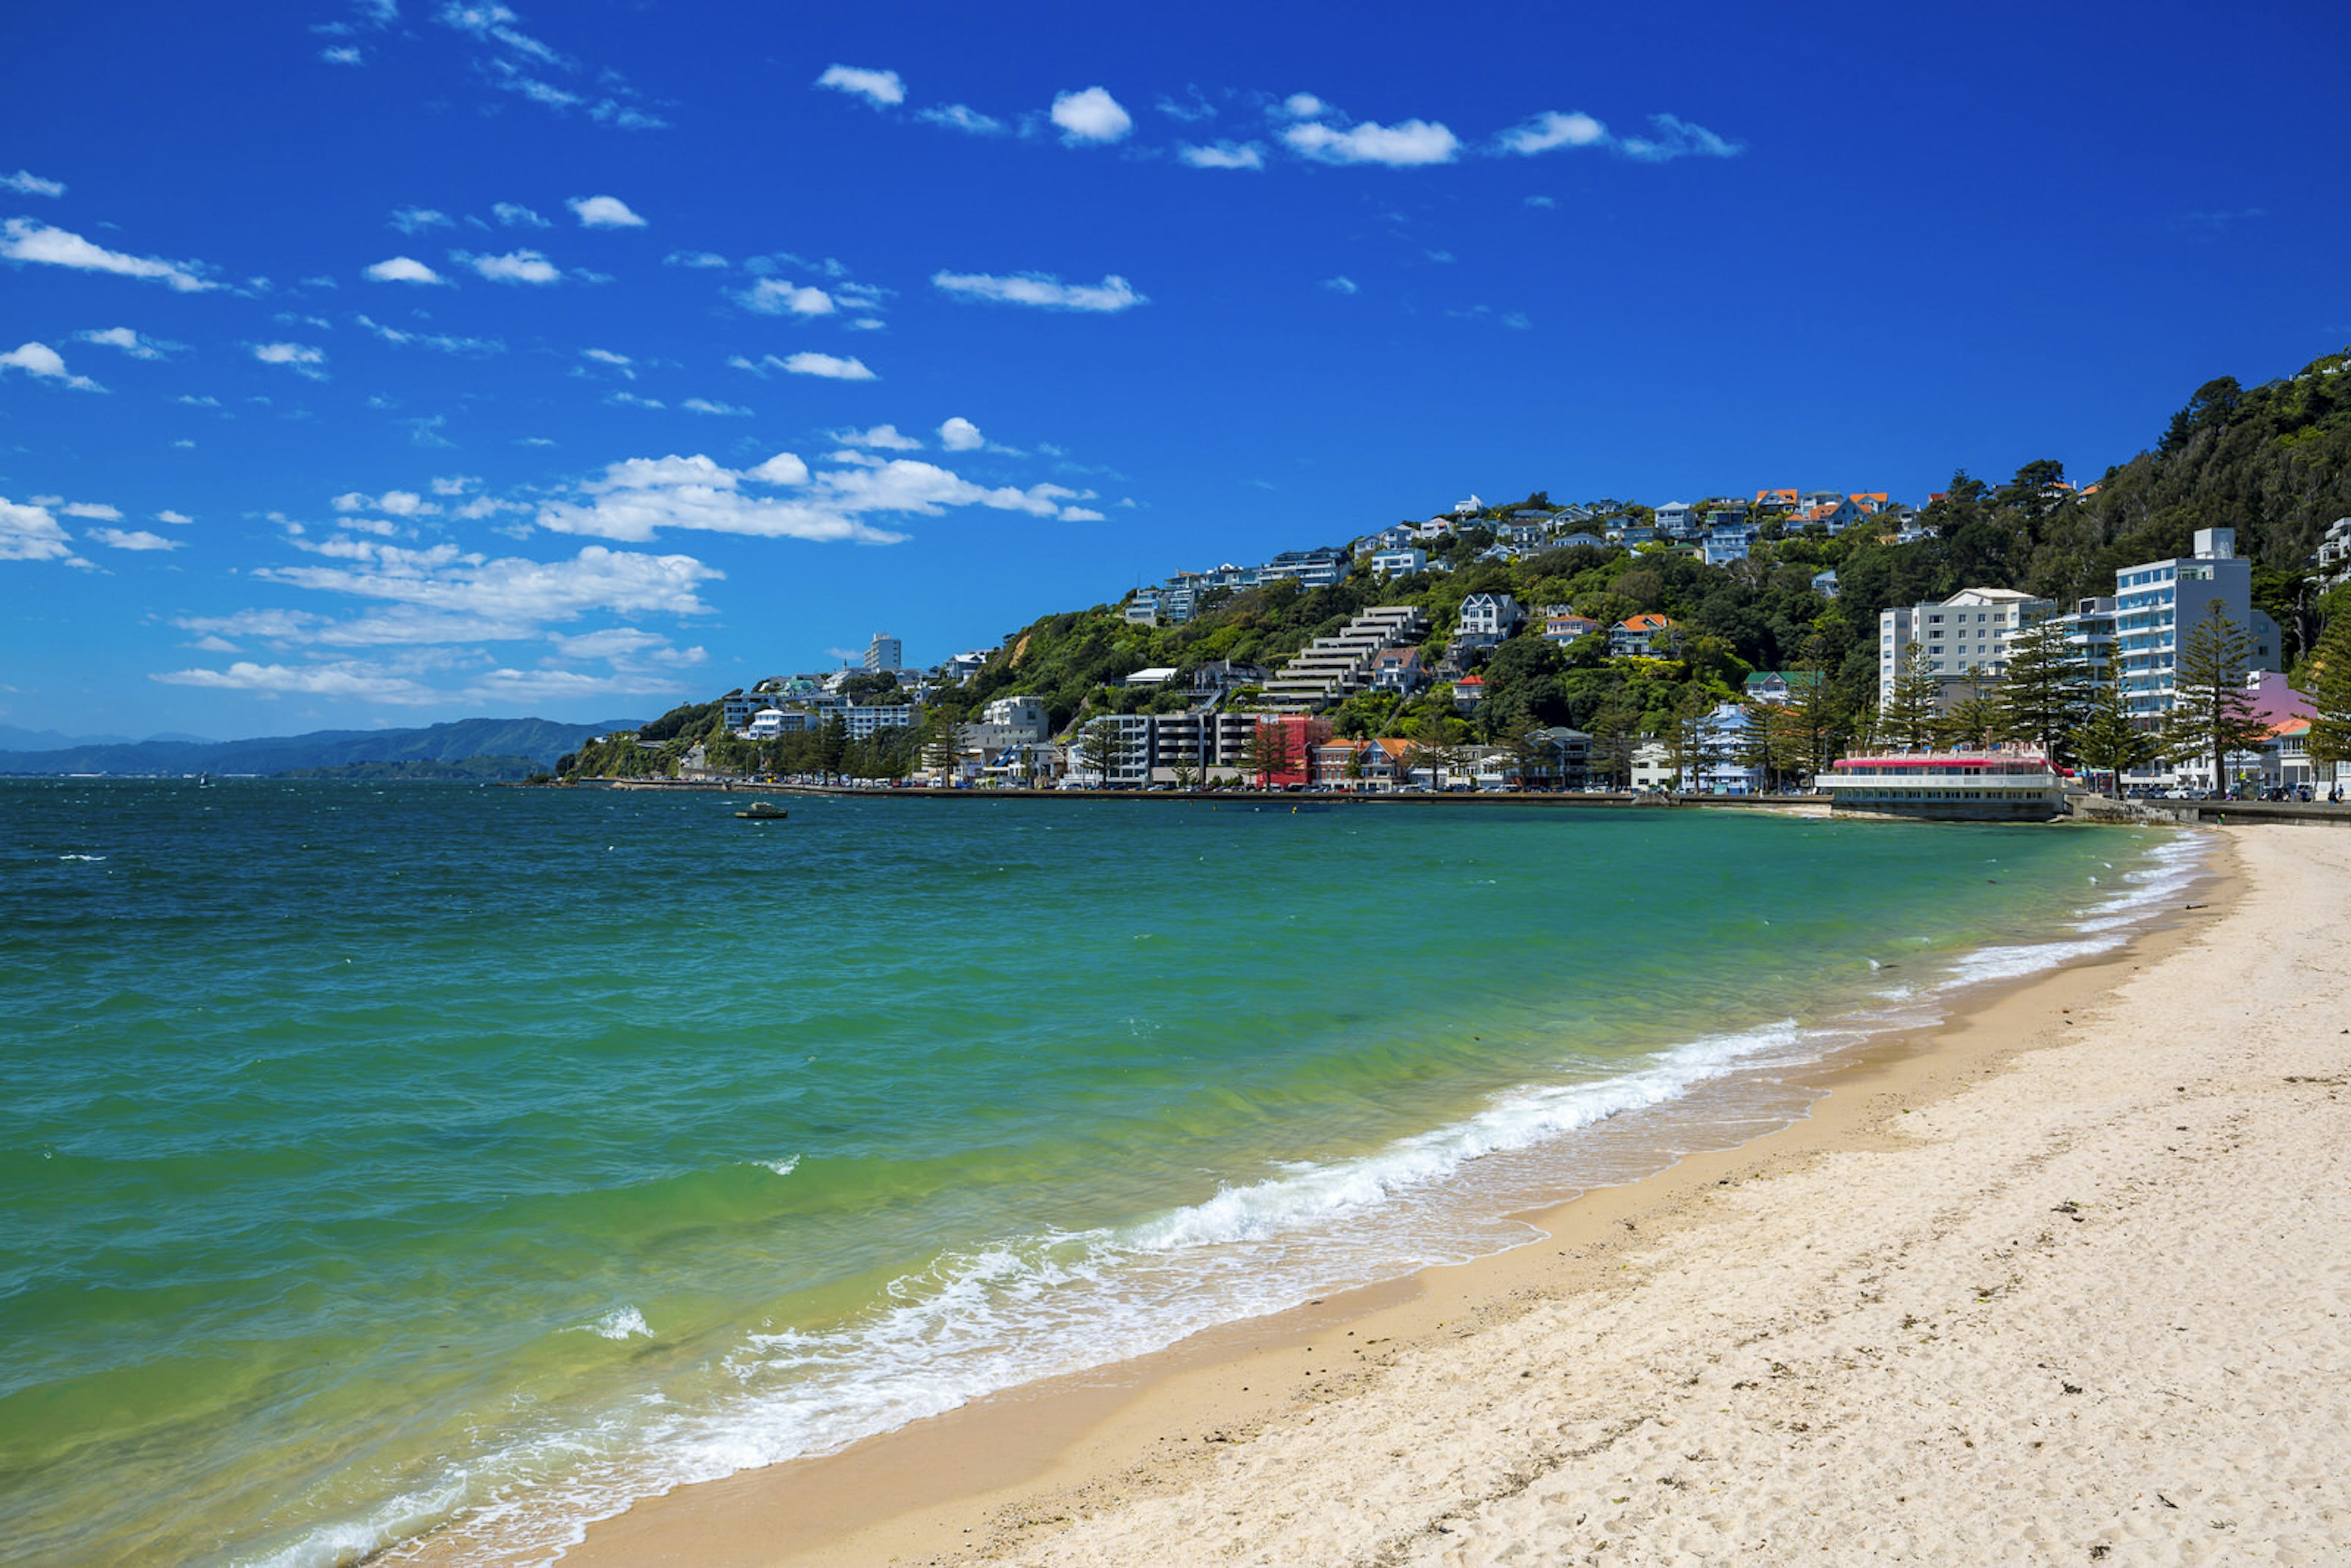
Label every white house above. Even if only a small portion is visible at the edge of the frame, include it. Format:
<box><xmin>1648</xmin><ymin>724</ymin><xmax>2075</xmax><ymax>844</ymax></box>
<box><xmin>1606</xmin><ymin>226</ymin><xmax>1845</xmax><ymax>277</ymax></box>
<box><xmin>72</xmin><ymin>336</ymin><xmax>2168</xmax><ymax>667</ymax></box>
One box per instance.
<box><xmin>981</xmin><ymin>695</ymin><xmax>1048</xmax><ymax>739</ymax></box>
<box><xmin>1371</xmin><ymin>547</ymin><xmax>1428</xmax><ymax>577</ymax></box>
<box><xmin>1457</xmin><ymin>592</ymin><xmax>1526</xmax><ymax>639</ymax></box>
<box><xmin>1653</xmin><ymin>501</ymin><xmax>1697</xmax><ymax>535</ymax></box>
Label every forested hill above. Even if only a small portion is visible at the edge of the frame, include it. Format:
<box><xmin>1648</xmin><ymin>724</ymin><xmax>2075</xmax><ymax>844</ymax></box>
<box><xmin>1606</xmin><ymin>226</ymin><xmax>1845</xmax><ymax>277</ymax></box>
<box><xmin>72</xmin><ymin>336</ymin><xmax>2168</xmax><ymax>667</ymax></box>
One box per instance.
<box><xmin>580</xmin><ymin>347</ymin><xmax>2351</xmax><ymax>777</ymax></box>
<box><xmin>945</xmin><ymin>346</ymin><xmax>2351</xmax><ymax>737</ymax></box>
<box><xmin>0</xmin><ymin>716</ymin><xmax>641</xmax><ymax>776</ymax></box>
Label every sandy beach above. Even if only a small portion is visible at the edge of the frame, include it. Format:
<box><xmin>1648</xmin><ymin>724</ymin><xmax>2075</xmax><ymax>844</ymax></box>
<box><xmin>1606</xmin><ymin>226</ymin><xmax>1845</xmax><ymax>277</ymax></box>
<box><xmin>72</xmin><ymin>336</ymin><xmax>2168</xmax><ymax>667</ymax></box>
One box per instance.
<box><xmin>566</xmin><ymin>823</ymin><xmax>2350</xmax><ymax>1568</ymax></box>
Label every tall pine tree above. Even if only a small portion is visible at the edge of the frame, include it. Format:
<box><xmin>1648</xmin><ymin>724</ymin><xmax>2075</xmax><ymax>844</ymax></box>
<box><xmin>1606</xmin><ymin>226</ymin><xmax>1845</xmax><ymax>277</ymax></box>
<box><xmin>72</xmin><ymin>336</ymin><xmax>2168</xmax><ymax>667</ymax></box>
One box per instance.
<box><xmin>2071</xmin><ymin>677</ymin><xmax>2157</xmax><ymax>792</ymax></box>
<box><xmin>1877</xmin><ymin>644</ymin><xmax>1943</xmax><ymax>750</ymax></box>
<box><xmin>2159</xmin><ymin>598</ymin><xmax>2267</xmax><ymax>792</ymax></box>
<box><xmin>2302</xmin><ymin>610</ymin><xmax>2351</xmax><ymax>788</ymax></box>
<box><xmin>1999</xmin><ymin>617</ymin><xmax>2091</xmax><ymax>761</ymax></box>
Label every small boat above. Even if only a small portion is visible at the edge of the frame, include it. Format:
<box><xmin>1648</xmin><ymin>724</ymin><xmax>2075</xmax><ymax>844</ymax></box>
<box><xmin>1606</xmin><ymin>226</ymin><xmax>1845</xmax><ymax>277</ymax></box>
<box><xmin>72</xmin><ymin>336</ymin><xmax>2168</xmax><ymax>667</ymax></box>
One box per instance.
<box><xmin>734</xmin><ymin>801</ymin><xmax>790</xmax><ymax>821</ymax></box>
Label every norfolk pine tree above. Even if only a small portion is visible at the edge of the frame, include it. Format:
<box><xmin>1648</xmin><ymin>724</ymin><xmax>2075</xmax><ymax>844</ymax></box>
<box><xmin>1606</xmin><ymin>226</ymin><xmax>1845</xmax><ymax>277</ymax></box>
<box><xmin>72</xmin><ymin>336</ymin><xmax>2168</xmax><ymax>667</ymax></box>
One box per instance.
<box><xmin>2301</xmin><ymin>610</ymin><xmax>2351</xmax><ymax>782</ymax></box>
<box><xmin>2159</xmin><ymin>598</ymin><xmax>2267</xmax><ymax>793</ymax></box>
<box><xmin>2071</xmin><ymin>676</ymin><xmax>2158</xmax><ymax>792</ymax></box>
<box><xmin>2000</xmin><ymin>617</ymin><xmax>2091</xmax><ymax>762</ymax></box>
<box><xmin>1878</xmin><ymin>644</ymin><xmax>1943</xmax><ymax>750</ymax></box>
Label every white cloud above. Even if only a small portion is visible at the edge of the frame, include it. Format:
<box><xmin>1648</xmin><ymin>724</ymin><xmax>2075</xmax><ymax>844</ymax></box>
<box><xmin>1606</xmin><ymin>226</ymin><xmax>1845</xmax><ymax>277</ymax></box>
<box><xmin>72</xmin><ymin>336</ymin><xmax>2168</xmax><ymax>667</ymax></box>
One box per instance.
<box><xmin>493</xmin><ymin>201</ymin><xmax>549</xmax><ymax>228</ymax></box>
<box><xmin>177</xmin><ymin>394</ymin><xmax>222</xmax><ymax>407</ymax></box>
<box><xmin>1615</xmin><ymin>113</ymin><xmax>1742</xmax><ymax>163</ymax></box>
<box><xmin>786</xmin><ymin>351</ymin><xmax>875</xmax><ymax>380</ymax></box>
<box><xmin>838</xmin><ymin>424</ymin><xmax>922</xmax><ymax>450</ymax></box>
<box><xmin>737</xmin><ymin>278</ymin><xmax>834</xmax><ymax>316</ymax></box>
<box><xmin>816</xmin><ymin>64</ymin><xmax>905</xmax><ymax>108</ymax></box>
<box><xmin>252</xmin><ymin>342</ymin><xmax>328</xmax><ymax>378</ymax></box>
<box><xmin>581</xmin><ymin>347</ymin><xmax>633</xmax><ymax>370</ymax></box>
<box><xmin>155</xmin><ymin>660</ymin><xmax>432</xmax><ymax>699</ymax></box>
<box><xmin>937</xmin><ymin>416</ymin><xmax>983</xmax><ymax>451</ymax></box>
<box><xmin>391</xmin><ymin>206</ymin><xmax>452</xmax><ymax>234</ymax></box>
<box><xmin>0</xmin><ymin>496</ymin><xmax>76</xmax><ymax>561</ymax></box>
<box><xmin>1050</xmin><ymin>86</ymin><xmax>1132</xmax><ymax>144</ymax></box>
<box><xmin>931</xmin><ymin>270</ymin><xmax>1146</xmax><ymax>312</ymax></box>
<box><xmin>607</xmin><ymin>391</ymin><xmax>664</xmax><ymax>409</ymax></box>
<box><xmin>535</xmin><ymin>448</ymin><xmax>1091</xmax><ymax>545</ymax></box>
<box><xmin>0</xmin><ymin>341</ymin><xmax>105</xmax><ymax>391</ymax></box>
<box><xmin>61</xmin><ymin>501</ymin><xmax>122</xmax><ymax>520</ymax></box>
<box><xmin>460</xmin><ymin>249</ymin><xmax>561</xmax><ymax>284</ymax></box>
<box><xmin>664</xmin><ymin>249</ymin><xmax>729</xmax><ymax>269</ymax></box>
<box><xmin>1524</xmin><ymin>194</ymin><xmax>1557</xmax><ymax>208</ymax></box>
<box><xmin>568</xmin><ymin>194</ymin><xmax>646</xmax><ymax>228</ymax></box>
<box><xmin>355</xmin><ymin>314</ymin><xmax>504</xmax><ymax>355</ymax></box>
<box><xmin>77</xmin><ymin>326</ymin><xmax>179</xmax><ymax>359</ymax></box>
<box><xmin>917</xmin><ymin>103</ymin><xmax>1004</xmax><ymax>135</ymax></box>
<box><xmin>1321</xmin><ymin>275</ymin><xmax>1359</xmax><ymax>294</ymax></box>
<box><xmin>89</xmin><ymin>527</ymin><xmax>183</xmax><ymax>552</ymax></box>
<box><xmin>1059</xmin><ymin>507</ymin><xmax>1106</xmax><ymax>522</ymax></box>
<box><xmin>322</xmin><ymin>45</ymin><xmax>363</xmax><ymax>64</ymax></box>
<box><xmin>157</xmin><ymin>509</ymin><xmax>194</xmax><ymax>524</ymax></box>
<box><xmin>680</xmin><ymin>397</ymin><xmax>750</xmax><ymax>416</ymax></box>
<box><xmin>332</xmin><ymin>489</ymin><xmax>435</xmax><ymax>517</ymax></box>
<box><xmin>1282</xmin><ymin>118</ymin><xmax>1460</xmax><ymax>167</ymax></box>
<box><xmin>364</xmin><ymin>255</ymin><xmax>446</xmax><ymax>284</ymax></box>
<box><xmin>1496</xmin><ymin>110</ymin><xmax>1608</xmax><ymax>156</ymax></box>
<box><xmin>1179</xmin><ymin>141</ymin><xmax>1264</xmax><ymax>170</ymax></box>
<box><xmin>1</xmin><ymin>169</ymin><xmax>66</xmax><ymax>198</ymax></box>
<box><xmin>0</xmin><ymin>220</ymin><xmax>214</xmax><ymax>292</ymax></box>
<box><xmin>1279</xmin><ymin>93</ymin><xmax>1327</xmax><ymax>119</ymax></box>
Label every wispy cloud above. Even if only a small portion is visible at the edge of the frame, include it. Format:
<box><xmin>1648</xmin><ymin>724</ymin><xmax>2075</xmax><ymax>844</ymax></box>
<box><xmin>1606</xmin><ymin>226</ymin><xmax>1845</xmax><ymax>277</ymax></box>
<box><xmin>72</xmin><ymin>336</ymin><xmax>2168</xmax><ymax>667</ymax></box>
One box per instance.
<box><xmin>778</xmin><ymin>351</ymin><xmax>874</xmax><ymax>381</ymax></box>
<box><xmin>0</xmin><ymin>169</ymin><xmax>66</xmax><ymax>198</ymax></box>
<box><xmin>737</xmin><ymin>278</ymin><xmax>834</xmax><ymax>316</ymax></box>
<box><xmin>88</xmin><ymin>527</ymin><xmax>184</xmax><ymax>552</ymax></box>
<box><xmin>931</xmin><ymin>270</ymin><xmax>1146</xmax><ymax>312</ymax></box>
<box><xmin>664</xmin><ymin>249</ymin><xmax>729</xmax><ymax>269</ymax></box>
<box><xmin>836</xmin><ymin>424</ymin><xmax>923</xmax><ymax>451</ymax></box>
<box><xmin>1281</xmin><ymin>117</ymin><xmax>1460</xmax><ymax>167</ymax></box>
<box><xmin>1051</xmin><ymin>86</ymin><xmax>1132</xmax><ymax>144</ymax></box>
<box><xmin>457</xmin><ymin>249</ymin><xmax>561</xmax><ymax>284</ymax></box>
<box><xmin>681</xmin><ymin>397</ymin><xmax>751</xmax><ymax>416</ymax></box>
<box><xmin>391</xmin><ymin>206</ymin><xmax>452</xmax><ymax>234</ymax></box>
<box><xmin>816</xmin><ymin>64</ymin><xmax>905</xmax><ymax>108</ymax></box>
<box><xmin>1614</xmin><ymin>113</ymin><xmax>1742</xmax><ymax>163</ymax></box>
<box><xmin>0</xmin><ymin>219</ymin><xmax>216</xmax><ymax>292</ymax></box>
<box><xmin>1179</xmin><ymin>141</ymin><xmax>1264</xmax><ymax>170</ymax></box>
<box><xmin>1</xmin><ymin>340</ymin><xmax>106</xmax><ymax>391</ymax></box>
<box><xmin>493</xmin><ymin>201</ymin><xmax>549</xmax><ymax>228</ymax></box>
<box><xmin>536</xmin><ymin>448</ymin><xmax>1097</xmax><ymax>544</ymax></box>
<box><xmin>1494</xmin><ymin>110</ymin><xmax>1608</xmax><ymax>156</ymax></box>
<box><xmin>1320</xmin><ymin>275</ymin><xmax>1358</xmax><ymax>295</ymax></box>
<box><xmin>77</xmin><ymin>326</ymin><xmax>182</xmax><ymax>359</ymax></box>
<box><xmin>434</xmin><ymin>2</ymin><xmax>668</xmax><ymax>130</ymax></box>
<box><xmin>252</xmin><ymin>342</ymin><xmax>329</xmax><ymax>380</ymax></box>
<box><xmin>356</xmin><ymin>315</ymin><xmax>504</xmax><ymax>356</ymax></box>
<box><xmin>321</xmin><ymin>45</ymin><xmax>364</xmax><ymax>65</ymax></box>
<box><xmin>917</xmin><ymin>103</ymin><xmax>1005</xmax><ymax>135</ymax></box>
<box><xmin>0</xmin><ymin>496</ymin><xmax>81</xmax><ymax>562</ymax></box>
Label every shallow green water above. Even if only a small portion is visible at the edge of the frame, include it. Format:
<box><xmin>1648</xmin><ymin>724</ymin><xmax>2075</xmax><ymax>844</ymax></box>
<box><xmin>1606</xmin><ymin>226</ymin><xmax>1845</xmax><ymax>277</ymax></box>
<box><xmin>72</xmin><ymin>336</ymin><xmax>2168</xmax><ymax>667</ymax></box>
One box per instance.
<box><xmin>0</xmin><ymin>781</ymin><xmax>2194</xmax><ymax>1565</ymax></box>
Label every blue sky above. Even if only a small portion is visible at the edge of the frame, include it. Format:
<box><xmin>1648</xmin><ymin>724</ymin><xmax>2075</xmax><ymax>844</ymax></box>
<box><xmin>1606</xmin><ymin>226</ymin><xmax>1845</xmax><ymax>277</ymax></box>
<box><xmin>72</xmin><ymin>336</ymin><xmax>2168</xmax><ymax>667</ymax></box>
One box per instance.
<box><xmin>3</xmin><ymin>1</ymin><xmax>2344</xmax><ymax>738</ymax></box>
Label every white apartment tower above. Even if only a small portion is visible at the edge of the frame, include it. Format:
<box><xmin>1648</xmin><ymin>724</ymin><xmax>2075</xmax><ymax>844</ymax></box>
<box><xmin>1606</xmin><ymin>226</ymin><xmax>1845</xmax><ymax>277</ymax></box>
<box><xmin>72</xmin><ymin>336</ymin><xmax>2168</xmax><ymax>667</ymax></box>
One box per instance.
<box><xmin>863</xmin><ymin>632</ymin><xmax>902</xmax><ymax>673</ymax></box>
<box><xmin>2113</xmin><ymin>527</ymin><xmax>2279</xmax><ymax>723</ymax></box>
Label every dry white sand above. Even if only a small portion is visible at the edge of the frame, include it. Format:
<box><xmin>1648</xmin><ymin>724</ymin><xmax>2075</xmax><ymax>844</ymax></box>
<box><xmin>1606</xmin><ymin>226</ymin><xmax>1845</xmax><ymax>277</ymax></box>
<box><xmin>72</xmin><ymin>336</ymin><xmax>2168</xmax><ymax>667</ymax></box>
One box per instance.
<box><xmin>1006</xmin><ymin>826</ymin><xmax>2350</xmax><ymax>1567</ymax></box>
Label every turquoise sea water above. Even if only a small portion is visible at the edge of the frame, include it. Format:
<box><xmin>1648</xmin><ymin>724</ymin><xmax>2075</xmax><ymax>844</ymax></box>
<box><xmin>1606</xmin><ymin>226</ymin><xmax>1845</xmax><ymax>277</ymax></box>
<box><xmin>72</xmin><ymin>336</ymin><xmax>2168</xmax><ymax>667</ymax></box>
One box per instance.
<box><xmin>0</xmin><ymin>781</ymin><xmax>2199</xmax><ymax>1566</ymax></box>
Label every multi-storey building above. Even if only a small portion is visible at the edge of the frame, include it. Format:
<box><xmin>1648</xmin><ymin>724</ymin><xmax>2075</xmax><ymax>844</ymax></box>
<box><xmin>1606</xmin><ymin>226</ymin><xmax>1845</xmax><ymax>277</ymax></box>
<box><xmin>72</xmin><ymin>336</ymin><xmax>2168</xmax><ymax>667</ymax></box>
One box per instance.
<box><xmin>1877</xmin><ymin>588</ymin><xmax>2053</xmax><ymax>703</ymax></box>
<box><xmin>2112</xmin><ymin>528</ymin><xmax>2279</xmax><ymax>726</ymax></box>
<box><xmin>1260</xmin><ymin>605</ymin><xmax>1429</xmax><ymax>711</ymax></box>
<box><xmin>864</xmin><ymin>633</ymin><xmax>902</xmax><ymax>673</ymax></box>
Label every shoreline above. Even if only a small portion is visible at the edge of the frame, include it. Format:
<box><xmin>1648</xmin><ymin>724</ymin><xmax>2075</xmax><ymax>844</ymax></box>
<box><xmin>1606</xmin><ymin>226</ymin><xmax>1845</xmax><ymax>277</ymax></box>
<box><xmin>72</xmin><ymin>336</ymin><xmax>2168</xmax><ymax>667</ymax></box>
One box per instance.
<box><xmin>552</xmin><ymin>827</ymin><xmax>2241</xmax><ymax>1568</ymax></box>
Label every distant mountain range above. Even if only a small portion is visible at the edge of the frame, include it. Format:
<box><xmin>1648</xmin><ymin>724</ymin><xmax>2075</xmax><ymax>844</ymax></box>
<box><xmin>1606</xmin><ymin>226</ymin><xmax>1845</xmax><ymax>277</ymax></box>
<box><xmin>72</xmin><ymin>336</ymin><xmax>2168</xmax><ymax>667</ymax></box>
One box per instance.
<box><xmin>0</xmin><ymin>717</ymin><xmax>643</xmax><ymax>776</ymax></box>
<box><xmin>0</xmin><ymin>725</ymin><xmax>216</xmax><ymax>751</ymax></box>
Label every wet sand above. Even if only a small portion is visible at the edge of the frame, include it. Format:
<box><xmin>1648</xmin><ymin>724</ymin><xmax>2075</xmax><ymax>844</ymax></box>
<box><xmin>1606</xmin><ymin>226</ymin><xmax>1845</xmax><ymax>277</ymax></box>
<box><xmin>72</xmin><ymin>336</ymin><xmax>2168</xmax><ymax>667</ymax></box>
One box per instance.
<box><xmin>562</xmin><ymin>825</ymin><xmax>2348</xmax><ymax>1567</ymax></box>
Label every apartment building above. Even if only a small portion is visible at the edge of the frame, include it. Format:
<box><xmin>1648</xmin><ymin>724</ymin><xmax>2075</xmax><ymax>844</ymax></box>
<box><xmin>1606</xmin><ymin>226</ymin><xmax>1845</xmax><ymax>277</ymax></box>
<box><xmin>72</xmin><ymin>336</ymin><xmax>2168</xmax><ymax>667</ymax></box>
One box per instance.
<box><xmin>1877</xmin><ymin>587</ymin><xmax>2053</xmax><ymax>703</ymax></box>
<box><xmin>1260</xmin><ymin>605</ymin><xmax>1430</xmax><ymax>711</ymax></box>
<box><xmin>2113</xmin><ymin>528</ymin><xmax>2280</xmax><ymax>725</ymax></box>
<box><xmin>864</xmin><ymin>632</ymin><xmax>902</xmax><ymax>673</ymax></box>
